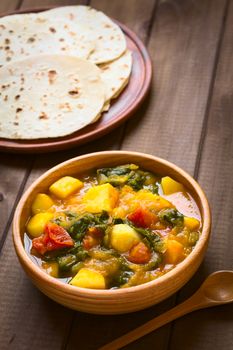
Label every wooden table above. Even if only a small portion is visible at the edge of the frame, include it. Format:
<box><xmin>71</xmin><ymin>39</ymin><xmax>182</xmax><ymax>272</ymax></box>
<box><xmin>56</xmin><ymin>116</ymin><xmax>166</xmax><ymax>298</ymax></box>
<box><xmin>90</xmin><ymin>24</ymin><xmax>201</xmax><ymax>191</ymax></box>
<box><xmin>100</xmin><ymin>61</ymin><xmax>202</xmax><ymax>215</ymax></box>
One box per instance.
<box><xmin>0</xmin><ymin>0</ymin><xmax>232</xmax><ymax>349</ymax></box>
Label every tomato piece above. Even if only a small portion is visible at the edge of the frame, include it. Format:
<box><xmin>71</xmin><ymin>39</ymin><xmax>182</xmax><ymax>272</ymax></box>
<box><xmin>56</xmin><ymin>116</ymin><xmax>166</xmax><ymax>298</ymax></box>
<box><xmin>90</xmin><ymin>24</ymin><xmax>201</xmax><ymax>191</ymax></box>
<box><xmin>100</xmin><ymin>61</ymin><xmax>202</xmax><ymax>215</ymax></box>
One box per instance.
<box><xmin>127</xmin><ymin>207</ymin><xmax>158</xmax><ymax>228</ymax></box>
<box><xmin>32</xmin><ymin>222</ymin><xmax>73</xmax><ymax>255</ymax></box>
<box><xmin>32</xmin><ymin>236</ymin><xmax>47</xmax><ymax>255</ymax></box>
<box><xmin>45</xmin><ymin>222</ymin><xmax>74</xmax><ymax>247</ymax></box>
<box><xmin>82</xmin><ymin>227</ymin><xmax>103</xmax><ymax>250</ymax></box>
<box><xmin>127</xmin><ymin>242</ymin><xmax>151</xmax><ymax>264</ymax></box>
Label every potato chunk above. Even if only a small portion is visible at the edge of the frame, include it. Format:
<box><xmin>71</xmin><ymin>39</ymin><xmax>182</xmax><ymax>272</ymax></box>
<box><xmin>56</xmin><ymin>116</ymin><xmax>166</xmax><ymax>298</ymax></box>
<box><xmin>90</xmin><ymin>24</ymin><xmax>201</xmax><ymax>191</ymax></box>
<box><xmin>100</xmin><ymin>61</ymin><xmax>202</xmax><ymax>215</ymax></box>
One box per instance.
<box><xmin>27</xmin><ymin>212</ymin><xmax>54</xmax><ymax>238</ymax></box>
<box><xmin>83</xmin><ymin>183</ymin><xmax>119</xmax><ymax>213</ymax></box>
<box><xmin>49</xmin><ymin>176</ymin><xmax>83</xmax><ymax>199</ymax></box>
<box><xmin>164</xmin><ymin>240</ymin><xmax>184</xmax><ymax>264</ymax></box>
<box><xmin>184</xmin><ymin>216</ymin><xmax>200</xmax><ymax>230</ymax></box>
<box><xmin>161</xmin><ymin>176</ymin><xmax>185</xmax><ymax>195</ymax></box>
<box><xmin>110</xmin><ymin>224</ymin><xmax>141</xmax><ymax>253</ymax></box>
<box><xmin>70</xmin><ymin>268</ymin><xmax>106</xmax><ymax>289</ymax></box>
<box><xmin>31</xmin><ymin>193</ymin><xmax>54</xmax><ymax>215</ymax></box>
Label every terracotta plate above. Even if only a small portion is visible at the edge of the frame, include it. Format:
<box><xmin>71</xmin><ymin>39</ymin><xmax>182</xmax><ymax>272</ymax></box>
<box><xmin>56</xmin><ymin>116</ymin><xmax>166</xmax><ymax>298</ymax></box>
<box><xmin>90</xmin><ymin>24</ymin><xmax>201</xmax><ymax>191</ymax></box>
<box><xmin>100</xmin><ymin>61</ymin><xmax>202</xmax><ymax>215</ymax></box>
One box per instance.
<box><xmin>0</xmin><ymin>8</ymin><xmax>152</xmax><ymax>153</ymax></box>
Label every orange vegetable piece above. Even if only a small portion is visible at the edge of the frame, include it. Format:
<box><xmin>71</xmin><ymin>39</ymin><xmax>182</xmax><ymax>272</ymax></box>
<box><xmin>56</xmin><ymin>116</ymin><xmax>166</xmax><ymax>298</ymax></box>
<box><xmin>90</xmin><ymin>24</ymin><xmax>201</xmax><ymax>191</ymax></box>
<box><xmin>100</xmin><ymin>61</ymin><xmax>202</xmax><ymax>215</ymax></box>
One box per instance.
<box><xmin>164</xmin><ymin>240</ymin><xmax>184</xmax><ymax>264</ymax></box>
<box><xmin>83</xmin><ymin>227</ymin><xmax>103</xmax><ymax>250</ymax></box>
<box><xmin>127</xmin><ymin>242</ymin><xmax>151</xmax><ymax>264</ymax></box>
<box><xmin>127</xmin><ymin>207</ymin><xmax>158</xmax><ymax>228</ymax></box>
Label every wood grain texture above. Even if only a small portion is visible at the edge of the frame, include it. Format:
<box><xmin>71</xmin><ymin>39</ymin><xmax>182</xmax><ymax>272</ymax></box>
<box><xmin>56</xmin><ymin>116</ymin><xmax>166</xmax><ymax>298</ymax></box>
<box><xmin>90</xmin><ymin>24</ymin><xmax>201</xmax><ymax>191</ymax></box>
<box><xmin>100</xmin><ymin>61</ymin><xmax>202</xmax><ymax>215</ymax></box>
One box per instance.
<box><xmin>121</xmin><ymin>0</ymin><xmax>227</xmax><ymax>173</ymax></box>
<box><xmin>0</xmin><ymin>155</ymin><xmax>33</xmax><ymax>243</ymax></box>
<box><xmin>22</xmin><ymin>0</ymin><xmax>87</xmax><ymax>8</ymax></box>
<box><xmin>0</xmin><ymin>0</ymin><xmax>20</xmax><ymax>12</ymax></box>
<box><xmin>169</xmin><ymin>0</ymin><xmax>233</xmax><ymax>349</ymax></box>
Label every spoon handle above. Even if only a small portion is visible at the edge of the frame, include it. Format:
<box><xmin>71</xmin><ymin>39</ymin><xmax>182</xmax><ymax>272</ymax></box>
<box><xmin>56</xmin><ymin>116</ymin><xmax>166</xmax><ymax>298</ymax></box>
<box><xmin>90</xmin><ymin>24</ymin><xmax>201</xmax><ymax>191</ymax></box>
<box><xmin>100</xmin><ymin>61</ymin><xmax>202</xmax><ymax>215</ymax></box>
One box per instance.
<box><xmin>99</xmin><ymin>293</ymin><xmax>211</xmax><ymax>350</ymax></box>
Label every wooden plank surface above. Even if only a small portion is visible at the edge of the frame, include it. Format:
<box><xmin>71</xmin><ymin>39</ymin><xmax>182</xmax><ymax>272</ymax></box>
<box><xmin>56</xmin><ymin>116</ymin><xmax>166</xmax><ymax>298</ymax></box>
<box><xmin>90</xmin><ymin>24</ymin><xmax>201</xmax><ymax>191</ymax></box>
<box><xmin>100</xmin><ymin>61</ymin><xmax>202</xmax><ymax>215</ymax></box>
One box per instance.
<box><xmin>22</xmin><ymin>0</ymin><xmax>87</xmax><ymax>8</ymax></box>
<box><xmin>121</xmin><ymin>0</ymin><xmax>227</xmax><ymax>173</ymax></box>
<box><xmin>169</xmin><ymin>0</ymin><xmax>233</xmax><ymax>348</ymax></box>
<box><xmin>0</xmin><ymin>154</ymin><xmax>33</xmax><ymax>244</ymax></box>
<box><xmin>0</xmin><ymin>0</ymin><xmax>20</xmax><ymax>13</ymax></box>
<box><xmin>0</xmin><ymin>0</ymin><xmax>232</xmax><ymax>350</ymax></box>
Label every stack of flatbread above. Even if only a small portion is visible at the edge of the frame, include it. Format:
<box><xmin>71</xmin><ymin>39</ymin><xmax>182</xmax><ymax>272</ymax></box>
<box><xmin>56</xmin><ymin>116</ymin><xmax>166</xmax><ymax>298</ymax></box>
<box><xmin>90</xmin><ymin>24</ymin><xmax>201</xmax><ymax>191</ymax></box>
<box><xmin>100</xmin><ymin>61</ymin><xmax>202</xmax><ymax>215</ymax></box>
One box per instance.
<box><xmin>0</xmin><ymin>6</ymin><xmax>132</xmax><ymax>139</ymax></box>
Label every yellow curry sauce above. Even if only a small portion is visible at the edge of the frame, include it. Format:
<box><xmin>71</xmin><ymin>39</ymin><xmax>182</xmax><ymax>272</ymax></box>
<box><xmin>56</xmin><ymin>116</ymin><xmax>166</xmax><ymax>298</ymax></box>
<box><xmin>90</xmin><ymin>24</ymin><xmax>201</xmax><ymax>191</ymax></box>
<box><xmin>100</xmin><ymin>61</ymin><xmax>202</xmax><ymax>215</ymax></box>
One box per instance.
<box><xmin>24</xmin><ymin>164</ymin><xmax>201</xmax><ymax>289</ymax></box>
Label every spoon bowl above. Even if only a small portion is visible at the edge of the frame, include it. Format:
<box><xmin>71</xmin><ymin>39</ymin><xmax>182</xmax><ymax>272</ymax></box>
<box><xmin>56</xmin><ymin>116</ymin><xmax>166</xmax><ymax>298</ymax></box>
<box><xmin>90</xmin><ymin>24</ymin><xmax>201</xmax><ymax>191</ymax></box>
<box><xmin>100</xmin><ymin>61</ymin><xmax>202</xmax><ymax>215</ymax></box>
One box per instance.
<box><xmin>201</xmin><ymin>270</ymin><xmax>233</xmax><ymax>303</ymax></box>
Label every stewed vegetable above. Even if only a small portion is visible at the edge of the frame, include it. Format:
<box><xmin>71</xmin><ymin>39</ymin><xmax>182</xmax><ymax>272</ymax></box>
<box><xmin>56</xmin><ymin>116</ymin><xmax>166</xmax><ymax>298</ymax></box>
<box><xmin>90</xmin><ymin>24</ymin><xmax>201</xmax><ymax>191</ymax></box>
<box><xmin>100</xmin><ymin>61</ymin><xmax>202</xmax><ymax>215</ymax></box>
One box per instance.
<box><xmin>25</xmin><ymin>164</ymin><xmax>201</xmax><ymax>289</ymax></box>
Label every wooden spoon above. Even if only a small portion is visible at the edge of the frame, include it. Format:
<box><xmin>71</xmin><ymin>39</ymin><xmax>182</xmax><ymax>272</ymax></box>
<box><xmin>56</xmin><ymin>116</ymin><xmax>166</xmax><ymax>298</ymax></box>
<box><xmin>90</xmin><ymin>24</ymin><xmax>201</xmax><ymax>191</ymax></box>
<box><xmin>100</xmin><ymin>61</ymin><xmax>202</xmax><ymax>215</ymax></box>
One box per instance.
<box><xmin>99</xmin><ymin>270</ymin><xmax>233</xmax><ymax>350</ymax></box>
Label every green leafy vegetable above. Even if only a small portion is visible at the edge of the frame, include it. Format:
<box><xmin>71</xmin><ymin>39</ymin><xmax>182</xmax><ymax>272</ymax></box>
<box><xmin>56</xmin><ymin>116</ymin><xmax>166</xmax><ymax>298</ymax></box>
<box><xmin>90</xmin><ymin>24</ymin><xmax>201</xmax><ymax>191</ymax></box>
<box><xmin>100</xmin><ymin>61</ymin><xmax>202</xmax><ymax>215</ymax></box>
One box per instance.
<box><xmin>68</xmin><ymin>211</ymin><xmax>109</xmax><ymax>240</ymax></box>
<box><xmin>127</xmin><ymin>171</ymin><xmax>144</xmax><ymax>190</ymax></box>
<box><xmin>143</xmin><ymin>183</ymin><xmax>159</xmax><ymax>194</ymax></box>
<box><xmin>64</xmin><ymin>211</ymin><xmax>78</xmax><ymax>219</ymax></box>
<box><xmin>112</xmin><ymin>218</ymin><xmax>124</xmax><ymax>225</ymax></box>
<box><xmin>71</xmin><ymin>262</ymin><xmax>84</xmax><ymax>275</ymax></box>
<box><xmin>114</xmin><ymin>270</ymin><xmax>134</xmax><ymax>286</ymax></box>
<box><xmin>159</xmin><ymin>208</ymin><xmax>184</xmax><ymax>227</ymax></box>
<box><xmin>69</xmin><ymin>241</ymin><xmax>89</xmax><ymax>261</ymax></box>
<box><xmin>57</xmin><ymin>254</ymin><xmax>77</xmax><ymax>271</ymax></box>
<box><xmin>143</xmin><ymin>252</ymin><xmax>162</xmax><ymax>270</ymax></box>
<box><xmin>52</xmin><ymin>211</ymin><xmax>78</xmax><ymax>229</ymax></box>
<box><xmin>128</xmin><ymin>223</ymin><xmax>162</xmax><ymax>252</ymax></box>
<box><xmin>97</xmin><ymin>164</ymin><xmax>158</xmax><ymax>192</ymax></box>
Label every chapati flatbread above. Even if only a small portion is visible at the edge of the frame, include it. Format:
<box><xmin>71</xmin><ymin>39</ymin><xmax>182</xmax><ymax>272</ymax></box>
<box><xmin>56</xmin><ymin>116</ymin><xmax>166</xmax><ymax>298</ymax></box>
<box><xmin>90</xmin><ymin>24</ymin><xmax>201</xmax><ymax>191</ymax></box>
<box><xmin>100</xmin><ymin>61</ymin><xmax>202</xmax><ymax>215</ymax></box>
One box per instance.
<box><xmin>42</xmin><ymin>6</ymin><xmax>126</xmax><ymax>64</ymax></box>
<box><xmin>90</xmin><ymin>51</ymin><xmax>132</xmax><ymax>122</ymax></box>
<box><xmin>0</xmin><ymin>14</ymin><xmax>94</xmax><ymax>67</ymax></box>
<box><xmin>0</xmin><ymin>55</ymin><xmax>105</xmax><ymax>139</ymax></box>
<box><xmin>100</xmin><ymin>50</ymin><xmax>132</xmax><ymax>105</ymax></box>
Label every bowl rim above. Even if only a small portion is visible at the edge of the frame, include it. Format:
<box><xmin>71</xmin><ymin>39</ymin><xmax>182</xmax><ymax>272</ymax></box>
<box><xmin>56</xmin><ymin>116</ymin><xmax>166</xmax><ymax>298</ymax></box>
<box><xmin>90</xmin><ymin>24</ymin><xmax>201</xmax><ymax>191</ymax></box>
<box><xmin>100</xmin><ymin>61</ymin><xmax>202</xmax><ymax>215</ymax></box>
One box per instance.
<box><xmin>13</xmin><ymin>151</ymin><xmax>211</xmax><ymax>297</ymax></box>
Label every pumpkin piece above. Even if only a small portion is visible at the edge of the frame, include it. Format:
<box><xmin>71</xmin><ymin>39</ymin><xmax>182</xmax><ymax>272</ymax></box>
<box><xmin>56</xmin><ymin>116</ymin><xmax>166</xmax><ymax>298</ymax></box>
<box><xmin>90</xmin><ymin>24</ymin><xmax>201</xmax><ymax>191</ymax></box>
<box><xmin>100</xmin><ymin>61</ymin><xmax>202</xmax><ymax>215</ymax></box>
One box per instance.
<box><xmin>70</xmin><ymin>268</ymin><xmax>106</xmax><ymax>289</ymax></box>
<box><xmin>27</xmin><ymin>212</ymin><xmax>54</xmax><ymax>238</ymax></box>
<box><xmin>164</xmin><ymin>240</ymin><xmax>184</xmax><ymax>264</ymax></box>
<box><xmin>161</xmin><ymin>176</ymin><xmax>185</xmax><ymax>195</ymax></box>
<box><xmin>83</xmin><ymin>183</ymin><xmax>119</xmax><ymax>213</ymax></box>
<box><xmin>184</xmin><ymin>216</ymin><xmax>200</xmax><ymax>230</ymax></box>
<box><xmin>49</xmin><ymin>176</ymin><xmax>83</xmax><ymax>199</ymax></box>
<box><xmin>136</xmin><ymin>191</ymin><xmax>173</xmax><ymax>211</ymax></box>
<box><xmin>31</xmin><ymin>193</ymin><xmax>54</xmax><ymax>215</ymax></box>
<box><xmin>110</xmin><ymin>224</ymin><xmax>141</xmax><ymax>253</ymax></box>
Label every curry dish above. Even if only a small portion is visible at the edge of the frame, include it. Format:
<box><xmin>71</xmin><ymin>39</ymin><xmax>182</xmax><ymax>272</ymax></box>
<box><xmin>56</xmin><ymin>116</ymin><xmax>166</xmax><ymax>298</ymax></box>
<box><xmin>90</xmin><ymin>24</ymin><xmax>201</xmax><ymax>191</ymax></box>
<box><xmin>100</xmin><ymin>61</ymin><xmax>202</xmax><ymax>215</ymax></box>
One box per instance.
<box><xmin>24</xmin><ymin>164</ymin><xmax>201</xmax><ymax>289</ymax></box>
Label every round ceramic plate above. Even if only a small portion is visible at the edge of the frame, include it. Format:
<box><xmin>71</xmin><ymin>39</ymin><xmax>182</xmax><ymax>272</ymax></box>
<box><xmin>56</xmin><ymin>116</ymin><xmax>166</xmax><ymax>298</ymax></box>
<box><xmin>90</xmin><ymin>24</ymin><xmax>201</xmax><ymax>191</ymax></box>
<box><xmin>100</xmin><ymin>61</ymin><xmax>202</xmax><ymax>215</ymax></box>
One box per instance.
<box><xmin>0</xmin><ymin>8</ymin><xmax>152</xmax><ymax>153</ymax></box>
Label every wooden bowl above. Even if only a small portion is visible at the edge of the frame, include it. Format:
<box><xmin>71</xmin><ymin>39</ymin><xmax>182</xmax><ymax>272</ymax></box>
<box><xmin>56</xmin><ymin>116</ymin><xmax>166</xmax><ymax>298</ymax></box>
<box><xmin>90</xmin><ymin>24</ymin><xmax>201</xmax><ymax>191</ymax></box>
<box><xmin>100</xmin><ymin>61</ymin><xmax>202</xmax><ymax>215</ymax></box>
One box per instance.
<box><xmin>13</xmin><ymin>151</ymin><xmax>211</xmax><ymax>314</ymax></box>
